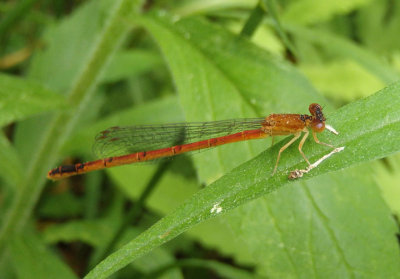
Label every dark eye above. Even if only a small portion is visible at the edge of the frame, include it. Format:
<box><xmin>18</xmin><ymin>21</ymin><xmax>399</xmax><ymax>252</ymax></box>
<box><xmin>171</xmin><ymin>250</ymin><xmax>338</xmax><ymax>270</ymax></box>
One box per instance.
<box><xmin>309</xmin><ymin>103</ymin><xmax>322</xmax><ymax>115</ymax></box>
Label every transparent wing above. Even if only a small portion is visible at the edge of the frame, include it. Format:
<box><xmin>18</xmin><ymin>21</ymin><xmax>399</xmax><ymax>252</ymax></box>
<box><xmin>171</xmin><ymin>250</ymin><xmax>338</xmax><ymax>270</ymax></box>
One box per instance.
<box><xmin>93</xmin><ymin>118</ymin><xmax>266</xmax><ymax>158</ymax></box>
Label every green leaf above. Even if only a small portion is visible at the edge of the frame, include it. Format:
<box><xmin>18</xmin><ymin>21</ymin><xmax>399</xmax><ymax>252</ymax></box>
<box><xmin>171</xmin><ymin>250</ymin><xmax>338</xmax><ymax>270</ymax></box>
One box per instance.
<box><xmin>228</xmin><ymin>165</ymin><xmax>400</xmax><ymax>278</ymax></box>
<box><xmin>13</xmin><ymin>0</ymin><xmax>142</xmax><ymax>165</ymax></box>
<box><xmin>38</xmin><ymin>191</ymin><xmax>83</xmax><ymax>219</ymax></box>
<box><xmin>119</xmin><ymin>229</ymin><xmax>183</xmax><ymax>278</ymax></box>
<box><xmin>373</xmin><ymin>154</ymin><xmax>400</xmax><ymax>217</ymax></box>
<box><xmin>300</xmin><ymin>59</ymin><xmax>385</xmax><ymax>101</ymax></box>
<box><xmin>43</xmin><ymin>220</ymin><xmax>112</xmax><ymax>247</ymax></box>
<box><xmin>13</xmin><ymin>0</ymin><xmax>140</xmax><ymax>165</ymax></box>
<box><xmin>356</xmin><ymin>1</ymin><xmax>400</xmax><ymax>54</ymax></box>
<box><xmin>108</xmin><ymin>161</ymin><xmax>199</xmax><ymax>216</ymax></box>
<box><xmin>0</xmin><ymin>132</ymin><xmax>22</xmax><ymax>185</ymax></box>
<box><xmin>287</xmin><ymin>25</ymin><xmax>399</xmax><ymax>84</ymax></box>
<box><xmin>108</xmin><ymin>145</ymin><xmax>254</xmax><ymax>265</ymax></box>
<box><xmin>282</xmin><ymin>0</ymin><xmax>373</xmax><ymax>25</ymax></box>
<box><xmin>0</xmin><ymin>73</ymin><xmax>65</xmax><ymax>127</ymax></box>
<box><xmin>0</xmin><ymin>0</ymin><xmax>143</xmax><ymax>255</ymax></box>
<box><xmin>186</xmin><ymin>217</ymin><xmax>255</xmax><ymax>264</ymax></box>
<box><xmin>110</xmin><ymin>160</ymin><xmax>256</xmax><ymax>265</ymax></box>
<box><xmin>174</xmin><ymin>0</ymin><xmax>257</xmax><ymax>16</ymax></box>
<box><xmin>85</xmin><ymin>81</ymin><xmax>400</xmax><ymax>278</ymax></box>
<box><xmin>9</xmin><ymin>229</ymin><xmax>77</xmax><ymax>279</ymax></box>
<box><xmin>27</xmin><ymin>0</ymin><xmax>134</xmax><ymax>94</ymax></box>
<box><xmin>100</xmin><ymin>49</ymin><xmax>163</xmax><ymax>83</ymax></box>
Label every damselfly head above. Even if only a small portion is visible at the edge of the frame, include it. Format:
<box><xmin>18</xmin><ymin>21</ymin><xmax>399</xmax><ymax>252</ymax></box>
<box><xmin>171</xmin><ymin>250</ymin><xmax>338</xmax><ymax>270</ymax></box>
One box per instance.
<box><xmin>309</xmin><ymin>103</ymin><xmax>326</xmax><ymax>132</ymax></box>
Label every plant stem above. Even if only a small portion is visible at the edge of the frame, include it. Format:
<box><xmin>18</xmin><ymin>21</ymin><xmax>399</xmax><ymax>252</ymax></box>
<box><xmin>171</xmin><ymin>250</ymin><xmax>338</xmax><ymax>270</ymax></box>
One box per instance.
<box><xmin>240</xmin><ymin>1</ymin><xmax>266</xmax><ymax>38</ymax></box>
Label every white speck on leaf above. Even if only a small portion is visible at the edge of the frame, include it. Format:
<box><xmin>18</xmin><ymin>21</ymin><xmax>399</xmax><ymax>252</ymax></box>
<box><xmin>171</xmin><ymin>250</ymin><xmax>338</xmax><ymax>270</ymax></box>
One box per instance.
<box><xmin>210</xmin><ymin>202</ymin><xmax>223</xmax><ymax>214</ymax></box>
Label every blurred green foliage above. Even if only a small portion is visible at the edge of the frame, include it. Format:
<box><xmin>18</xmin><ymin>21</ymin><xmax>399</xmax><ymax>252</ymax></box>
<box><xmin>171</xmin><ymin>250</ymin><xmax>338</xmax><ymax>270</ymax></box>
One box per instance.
<box><xmin>0</xmin><ymin>0</ymin><xmax>399</xmax><ymax>278</ymax></box>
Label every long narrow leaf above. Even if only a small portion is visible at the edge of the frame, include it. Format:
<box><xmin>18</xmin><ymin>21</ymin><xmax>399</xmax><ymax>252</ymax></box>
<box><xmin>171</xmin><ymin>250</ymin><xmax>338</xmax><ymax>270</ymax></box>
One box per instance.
<box><xmin>86</xmin><ymin>80</ymin><xmax>400</xmax><ymax>279</ymax></box>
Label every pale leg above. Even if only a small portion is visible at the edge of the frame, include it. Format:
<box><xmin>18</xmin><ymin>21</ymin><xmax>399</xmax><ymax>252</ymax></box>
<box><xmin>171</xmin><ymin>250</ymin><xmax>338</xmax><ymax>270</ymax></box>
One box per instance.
<box><xmin>312</xmin><ymin>131</ymin><xmax>334</xmax><ymax>148</ymax></box>
<box><xmin>272</xmin><ymin>132</ymin><xmax>301</xmax><ymax>175</ymax></box>
<box><xmin>298</xmin><ymin>129</ymin><xmax>311</xmax><ymax>166</ymax></box>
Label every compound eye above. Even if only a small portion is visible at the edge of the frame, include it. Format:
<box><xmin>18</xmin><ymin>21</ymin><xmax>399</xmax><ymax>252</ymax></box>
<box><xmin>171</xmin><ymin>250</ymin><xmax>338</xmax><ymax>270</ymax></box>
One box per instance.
<box><xmin>309</xmin><ymin>103</ymin><xmax>321</xmax><ymax>115</ymax></box>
